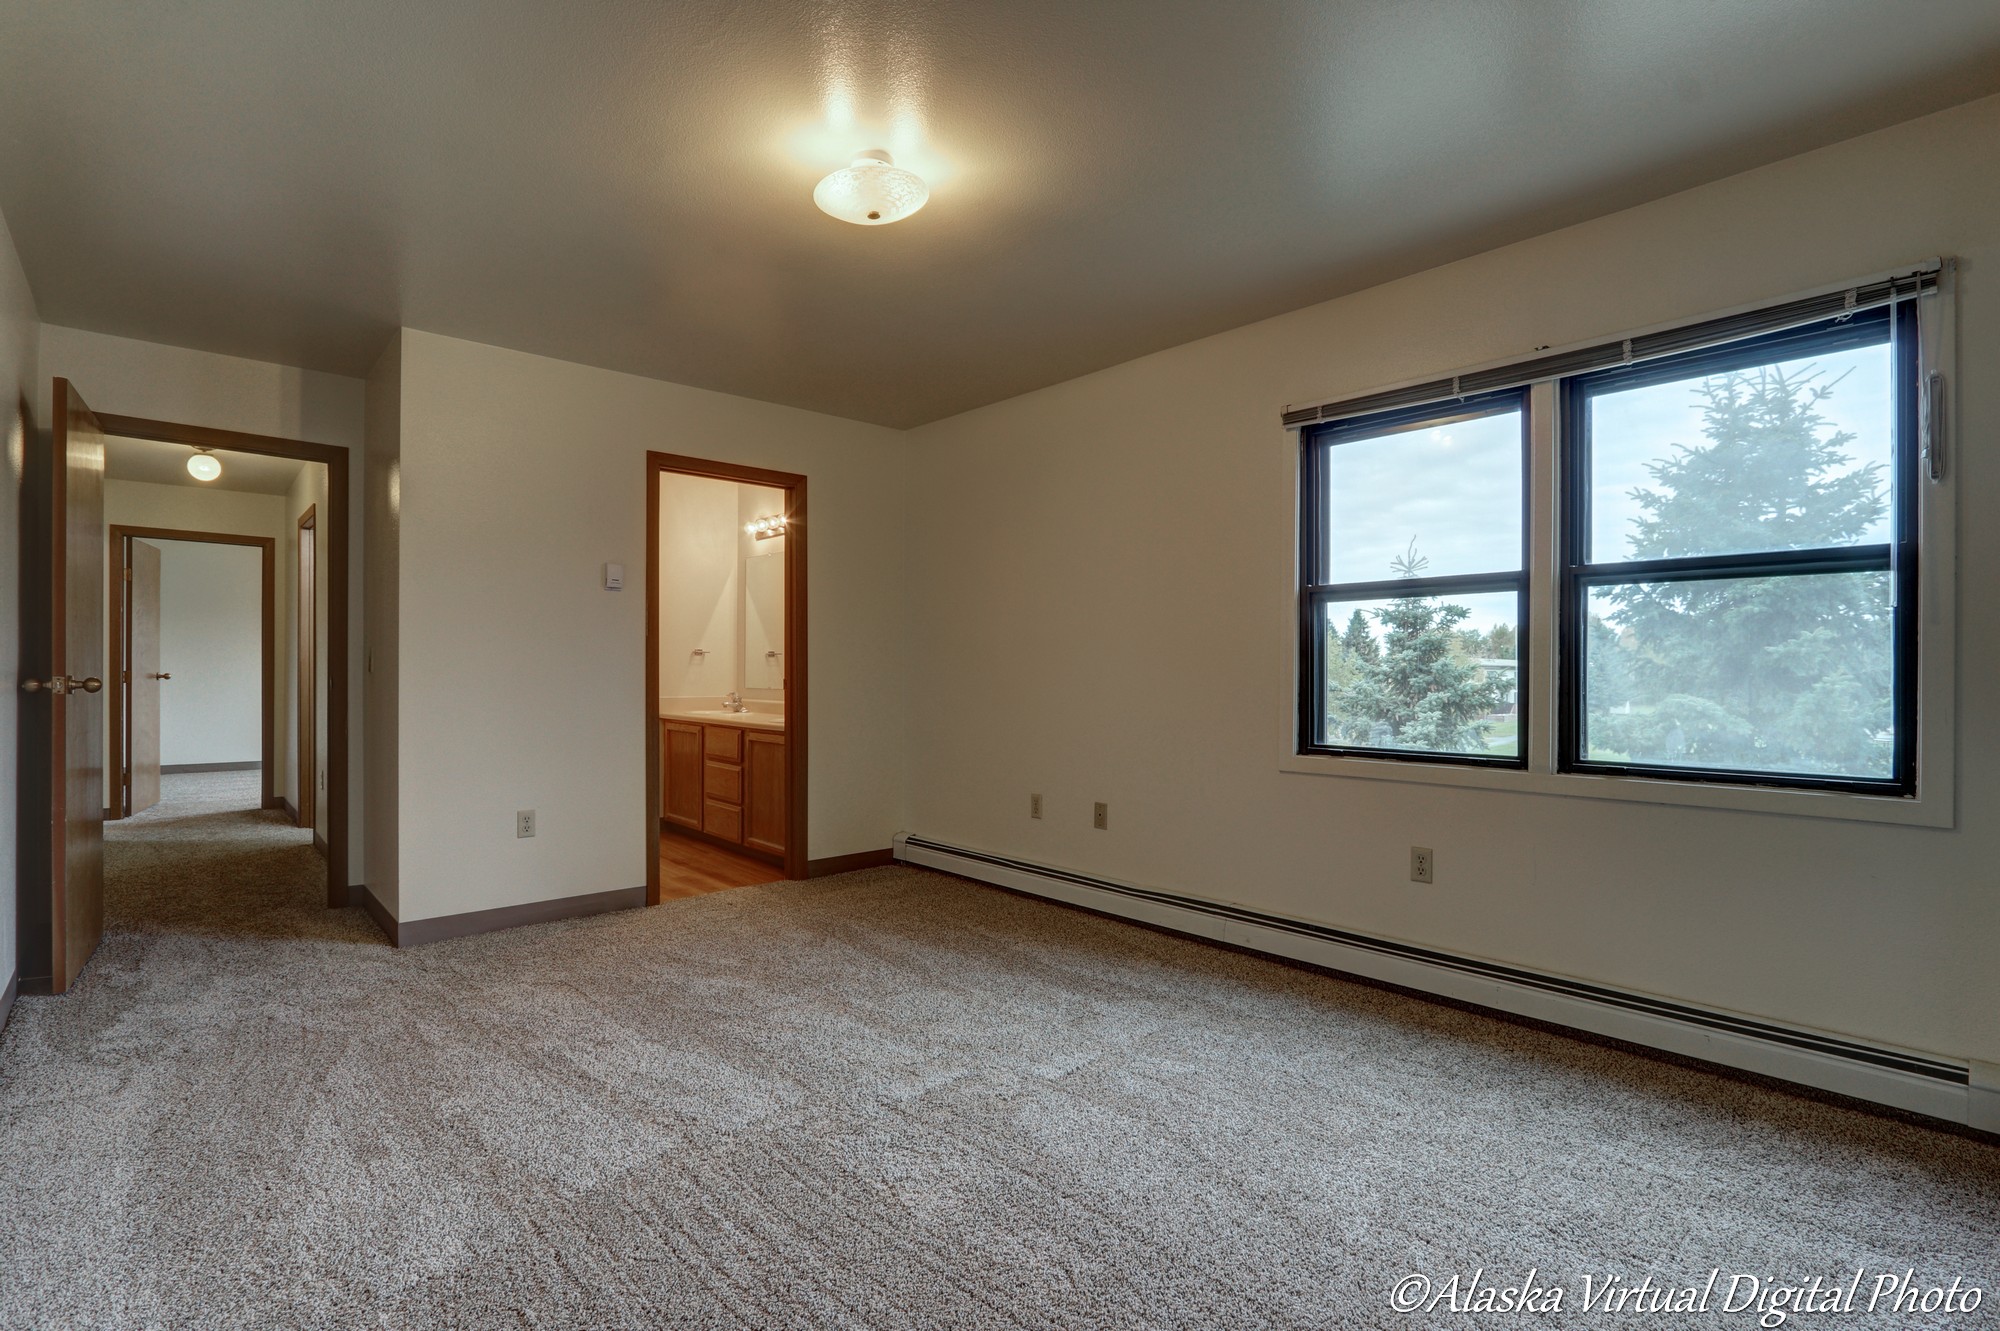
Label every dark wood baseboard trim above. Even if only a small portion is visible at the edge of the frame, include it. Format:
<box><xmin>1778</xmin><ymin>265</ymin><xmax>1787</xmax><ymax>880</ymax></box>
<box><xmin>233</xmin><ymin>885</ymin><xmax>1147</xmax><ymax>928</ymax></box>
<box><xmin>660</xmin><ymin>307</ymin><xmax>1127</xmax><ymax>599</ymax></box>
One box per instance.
<box><xmin>262</xmin><ymin>795</ymin><xmax>287</xmax><ymax>811</ymax></box>
<box><xmin>807</xmin><ymin>848</ymin><xmax>895</xmax><ymax>878</ymax></box>
<box><xmin>358</xmin><ymin>884</ymin><xmax>396</xmax><ymax>944</ymax></box>
<box><xmin>283</xmin><ymin>797</ymin><xmax>300</xmax><ymax>825</ymax></box>
<box><xmin>313</xmin><ymin>832</ymin><xmax>329</xmax><ymax>860</ymax></box>
<box><xmin>392</xmin><ymin>886</ymin><xmax>646</xmax><ymax>949</ymax></box>
<box><xmin>660</xmin><ymin>821</ymin><xmax>784</xmax><ymax>870</ymax></box>
<box><xmin>0</xmin><ymin>970</ymin><xmax>16</xmax><ymax>1035</ymax></box>
<box><xmin>162</xmin><ymin>760</ymin><xmax>261</xmax><ymax>773</ymax></box>
<box><xmin>104</xmin><ymin>806</ymin><xmax>116</xmax><ymax>821</ymax></box>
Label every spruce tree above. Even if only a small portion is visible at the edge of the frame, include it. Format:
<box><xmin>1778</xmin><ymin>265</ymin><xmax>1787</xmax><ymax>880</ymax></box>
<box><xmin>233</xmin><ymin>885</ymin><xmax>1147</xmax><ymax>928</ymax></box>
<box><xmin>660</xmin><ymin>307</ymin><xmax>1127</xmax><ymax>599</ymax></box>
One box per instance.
<box><xmin>1593</xmin><ymin>365</ymin><xmax>1891</xmax><ymax>773</ymax></box>
<box><xmin>1330</xmin><ymin>542</ymin><xmax>1501</xmax><ymax>752</ymax></box>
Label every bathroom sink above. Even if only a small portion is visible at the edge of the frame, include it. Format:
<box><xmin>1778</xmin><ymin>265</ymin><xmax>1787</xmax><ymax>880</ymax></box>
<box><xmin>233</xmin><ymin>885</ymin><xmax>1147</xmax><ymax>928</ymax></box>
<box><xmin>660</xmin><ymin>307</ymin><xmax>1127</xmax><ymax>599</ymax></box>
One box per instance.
<box><xmin>673</xmin><ymin>708</ymin><xmax>783</xmax><ymax>724</ymax></box>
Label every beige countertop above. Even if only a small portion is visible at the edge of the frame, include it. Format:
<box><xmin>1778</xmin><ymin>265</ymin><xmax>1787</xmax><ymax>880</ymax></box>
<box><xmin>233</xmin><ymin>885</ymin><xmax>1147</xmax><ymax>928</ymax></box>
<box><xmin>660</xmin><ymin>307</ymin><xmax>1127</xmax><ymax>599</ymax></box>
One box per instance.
<box><xmin>659</xmin><ymin>705</ymin><xmax>785</xmax><ymax>732</ymax></box>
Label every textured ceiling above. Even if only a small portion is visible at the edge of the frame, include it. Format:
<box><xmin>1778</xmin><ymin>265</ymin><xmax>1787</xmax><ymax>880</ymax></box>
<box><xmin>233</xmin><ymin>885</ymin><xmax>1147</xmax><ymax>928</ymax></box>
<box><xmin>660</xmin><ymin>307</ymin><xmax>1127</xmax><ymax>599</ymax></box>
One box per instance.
<box><xmin>2</xmin><ymin>1</ymin><xmax>1997</xmax><ymax>427</ymax></box>
<box><xmin>105</xmin><ymin>435</ymin><xmax>308</xmax><ymax>496</ymax></box>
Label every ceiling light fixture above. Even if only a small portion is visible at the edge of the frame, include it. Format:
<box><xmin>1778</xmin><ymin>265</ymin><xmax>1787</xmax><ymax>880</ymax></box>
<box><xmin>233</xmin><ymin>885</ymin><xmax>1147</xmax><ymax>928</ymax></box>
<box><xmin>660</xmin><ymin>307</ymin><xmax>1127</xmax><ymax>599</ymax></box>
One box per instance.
<box><xmin>813</xmin><ymin>149</ymin><xmax>928</xmax><ymax>226</ymax></box>
<box><xmin>186</xmin><ymin>448</ymin><xmax>222</xmax><ymax>482</ymax></box>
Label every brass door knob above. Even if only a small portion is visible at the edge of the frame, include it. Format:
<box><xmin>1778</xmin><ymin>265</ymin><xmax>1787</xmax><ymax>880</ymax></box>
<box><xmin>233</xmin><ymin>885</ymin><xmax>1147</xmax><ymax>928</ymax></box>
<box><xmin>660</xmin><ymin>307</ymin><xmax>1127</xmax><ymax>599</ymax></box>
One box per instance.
<box><xmin>21</xmin><ymin>676</ymin><xmax>101</xmax><ymax>695</ymax></box>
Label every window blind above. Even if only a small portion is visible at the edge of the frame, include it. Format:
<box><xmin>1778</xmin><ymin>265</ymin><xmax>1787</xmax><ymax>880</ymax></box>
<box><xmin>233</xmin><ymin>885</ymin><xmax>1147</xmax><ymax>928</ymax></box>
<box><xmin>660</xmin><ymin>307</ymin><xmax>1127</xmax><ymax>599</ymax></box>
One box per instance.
<box><xmin>1282</xmin><ymin>263</ymin><xmax>1940</xmax><ymax>430</ymax></box>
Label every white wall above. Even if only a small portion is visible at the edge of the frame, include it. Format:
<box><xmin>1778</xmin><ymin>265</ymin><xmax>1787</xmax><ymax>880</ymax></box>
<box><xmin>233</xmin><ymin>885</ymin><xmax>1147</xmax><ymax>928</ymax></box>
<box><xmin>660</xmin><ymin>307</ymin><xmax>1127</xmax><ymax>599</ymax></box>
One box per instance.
<box><xmin>657</xmin><ymin>472</ymin><xmax>744</xmax><ymax>701</ymax></box>
<box><xmin>363</xmin><ymin>335</ymin><xmax>401</xmax><ymax>914</ymax></box>
<box><xmin>41</xmin><ymin>327</ymin><xmax>366</xmax><ymax>884</ymax></box>
<box><xmin>390</xmin><ymin>329</ymin><xmax>909</xmax><ymax>922</ymax></box>
<box><xmin>904</xmin><ymin>94</ymin><xmax>2000</xmax><ymax>1067</ymax></box>
<box><xmin>0</xmin><ymin>205</ymin><xmax>39</xmax><ymax>996</ymax></box>
<box><xmin>152</xmin><ymin>540</ymin><xmax>262</xmax><ymax>765</ymax></box>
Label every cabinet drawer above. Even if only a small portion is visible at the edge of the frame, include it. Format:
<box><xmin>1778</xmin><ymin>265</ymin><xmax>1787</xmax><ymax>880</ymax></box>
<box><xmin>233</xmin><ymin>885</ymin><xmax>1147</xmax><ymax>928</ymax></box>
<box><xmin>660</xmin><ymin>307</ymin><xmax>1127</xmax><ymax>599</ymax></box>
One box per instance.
<box><xmin>703</xmin><ymin>799</ymin><xmax>743</xmax><ymax>843</ymax></box>
<box><xmin>704</xmin><ymin>760</ymin><xmax>743</xmax><ymax>805</ymax></box>
<box><xmin>703</xmin><ymin>724</ymin><xmax>743</xmax><ymax>762</ymax></box>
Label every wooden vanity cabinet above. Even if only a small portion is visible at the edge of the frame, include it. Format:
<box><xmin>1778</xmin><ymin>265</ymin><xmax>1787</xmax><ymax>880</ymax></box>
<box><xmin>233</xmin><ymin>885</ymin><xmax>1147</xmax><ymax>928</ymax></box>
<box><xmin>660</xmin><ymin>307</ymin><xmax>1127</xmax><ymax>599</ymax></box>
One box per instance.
<box><xmin>661</xmin><ymin>717</ymin><xmax>787</xmax><ymax>861</ymax></box>
<box><xmin>661</xmin><ymin>721</ymin><xmax>703</xmax><ymax>831</ymax></box>
<box><xmin>743</xmin><ymin>731</ymin><xmax>787</xmax><ymax>857</ymax></box>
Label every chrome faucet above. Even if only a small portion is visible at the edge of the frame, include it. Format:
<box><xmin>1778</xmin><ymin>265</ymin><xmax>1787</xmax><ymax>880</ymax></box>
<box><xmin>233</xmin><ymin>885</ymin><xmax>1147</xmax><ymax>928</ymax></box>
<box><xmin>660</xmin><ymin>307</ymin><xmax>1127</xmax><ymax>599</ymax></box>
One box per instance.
<box><xmin>722</xmin><ymin>691</ymin><xmax>746</xmax><ymax>713</ymax></box>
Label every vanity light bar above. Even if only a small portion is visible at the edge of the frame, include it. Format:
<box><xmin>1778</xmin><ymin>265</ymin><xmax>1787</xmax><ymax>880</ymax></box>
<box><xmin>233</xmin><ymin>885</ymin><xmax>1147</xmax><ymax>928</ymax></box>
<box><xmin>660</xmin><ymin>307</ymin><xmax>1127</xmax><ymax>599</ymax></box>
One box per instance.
<box><xmin>746</xmin><ymin>514</ymin><xmax>787</xmax><ymax>540</ymax></box>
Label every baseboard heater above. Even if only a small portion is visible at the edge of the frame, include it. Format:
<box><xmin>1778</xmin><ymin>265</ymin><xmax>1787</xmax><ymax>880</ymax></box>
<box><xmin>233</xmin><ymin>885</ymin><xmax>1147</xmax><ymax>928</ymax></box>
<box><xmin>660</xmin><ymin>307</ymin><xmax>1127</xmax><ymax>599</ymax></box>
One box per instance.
<box><xmin>895</xmin><ymin>835</ymin><xmax>1991</xmax><ymax>1130</ymax></box>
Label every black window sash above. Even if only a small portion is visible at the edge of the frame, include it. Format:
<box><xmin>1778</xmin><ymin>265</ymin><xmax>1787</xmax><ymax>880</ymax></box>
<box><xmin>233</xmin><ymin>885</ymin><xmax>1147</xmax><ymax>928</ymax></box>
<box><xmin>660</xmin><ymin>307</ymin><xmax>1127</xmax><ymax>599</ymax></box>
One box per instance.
<box><xmin>1556</xmin><ymin>303</ymin><xmax>1917</xmax><ymax>795</ymax></box>
<box><xmin>1298</xmin><ymin>388</ymin><xmax>1530</xmax><ymax>766</ymax></box>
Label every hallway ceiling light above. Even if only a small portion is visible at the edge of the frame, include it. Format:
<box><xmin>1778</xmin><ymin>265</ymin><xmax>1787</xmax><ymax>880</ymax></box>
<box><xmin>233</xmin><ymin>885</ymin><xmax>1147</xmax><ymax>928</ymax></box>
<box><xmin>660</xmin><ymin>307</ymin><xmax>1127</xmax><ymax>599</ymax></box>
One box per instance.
<box><xmin>813</xmin><ymin>150</ymin><xmax>928</xmax><ymax>226</ymax></box>
<box><xmin>186</xmin><ymin>448</ymin><xmax>222</xmax><ymax>482</ymax></box>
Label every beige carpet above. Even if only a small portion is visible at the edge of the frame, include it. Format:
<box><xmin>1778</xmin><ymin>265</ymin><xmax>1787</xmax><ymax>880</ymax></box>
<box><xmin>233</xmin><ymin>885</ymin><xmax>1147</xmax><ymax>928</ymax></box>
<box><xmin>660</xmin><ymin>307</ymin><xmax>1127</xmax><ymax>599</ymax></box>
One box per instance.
<box><xmin>1</xmin><ymin>772</ymin><xmax>1996</xmax><ymax>1329</ymax></box>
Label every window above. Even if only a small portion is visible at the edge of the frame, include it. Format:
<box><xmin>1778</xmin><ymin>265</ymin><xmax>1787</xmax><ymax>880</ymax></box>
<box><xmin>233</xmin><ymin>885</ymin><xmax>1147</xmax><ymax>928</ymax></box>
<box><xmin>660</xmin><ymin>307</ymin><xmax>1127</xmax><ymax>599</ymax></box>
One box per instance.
<box><xmin>1560</xmin><ymin>304</ymin><xmax>1916</xmax><ymax>794</ymax></box>
<box><xmin>1288</xmin><ymin>266</ymin><xmax>1944</xmax><ymax>816</ymax></box>
<box><xmin>1298</xmin><ymin>390</ymin><xmax>1527</xmax><ymax>766</ymax></box>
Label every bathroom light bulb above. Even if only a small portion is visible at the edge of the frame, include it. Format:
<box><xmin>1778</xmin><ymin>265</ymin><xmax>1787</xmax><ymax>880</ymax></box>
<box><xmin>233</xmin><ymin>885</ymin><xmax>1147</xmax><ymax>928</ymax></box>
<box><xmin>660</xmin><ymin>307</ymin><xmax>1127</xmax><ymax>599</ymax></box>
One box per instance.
<box><xmin>186</xmin><ymin>450</ymin><xmax>222</xmax><ymax>481</ymax></box>
<box><xmin>813</xmin><ymin>150</ymin><xmax>928</xmax><ymax>226</ymax></box>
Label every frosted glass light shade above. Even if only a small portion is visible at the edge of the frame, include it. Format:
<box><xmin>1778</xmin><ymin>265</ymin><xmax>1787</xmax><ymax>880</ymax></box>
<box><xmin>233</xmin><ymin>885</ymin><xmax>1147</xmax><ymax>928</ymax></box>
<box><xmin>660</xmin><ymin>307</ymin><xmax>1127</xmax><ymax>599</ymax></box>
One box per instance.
<box><xmin>813</xmin><ymin>150</ymin><xmax>928</xmax><ymax>226</ymax></box>
<box><xmin>186</xmin><ymin>451</ymin><xmax>222</xmax><ymax>481</ymax></box>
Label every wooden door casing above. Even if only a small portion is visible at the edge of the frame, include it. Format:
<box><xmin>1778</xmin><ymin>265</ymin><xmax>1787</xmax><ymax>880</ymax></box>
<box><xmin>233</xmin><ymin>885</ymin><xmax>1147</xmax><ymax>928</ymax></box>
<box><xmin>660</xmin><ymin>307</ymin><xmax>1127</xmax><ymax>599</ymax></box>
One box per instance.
<box><xmin>297</xmin><ymin>506</ymin><xmax>317</xmax><ymax>831</ymax></box>
<box><xmin>645</xmin><ymin>452</ymin><xmax>808</xmax><ymax>902</ymax></box>
<box><xmin>125</xmin><ymin>538</ymin><xmax>163</xmax><ymax>815</ymax></box>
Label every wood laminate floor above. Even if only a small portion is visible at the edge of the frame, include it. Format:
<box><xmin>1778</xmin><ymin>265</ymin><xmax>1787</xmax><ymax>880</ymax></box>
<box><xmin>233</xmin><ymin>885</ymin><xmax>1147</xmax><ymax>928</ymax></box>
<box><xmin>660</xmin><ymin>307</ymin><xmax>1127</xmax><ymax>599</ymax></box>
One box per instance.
<box><xmin>659</xmin><ymin>827</ymin><xmax>785</xmax><ymax>899</ymax></box>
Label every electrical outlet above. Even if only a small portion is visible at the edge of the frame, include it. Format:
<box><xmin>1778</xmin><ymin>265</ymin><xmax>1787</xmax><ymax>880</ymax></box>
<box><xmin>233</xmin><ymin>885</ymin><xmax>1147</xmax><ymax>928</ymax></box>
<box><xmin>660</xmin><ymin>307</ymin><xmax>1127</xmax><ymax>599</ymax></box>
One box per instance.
<box><xmin>517</xmin><ymin>809</ymin><xmax>537</xmax><ymax>839</ymax></box>
<box><xmin>1093</xmin><ymin>802</ymin><xmax>1108</xmax><ymax>830</ymax></box>
<box><xmin>1030</xmin><ymin>793</ymin><xmax>1043</xmax><ymax>820</ymax></box>
<box><xmin>1410</xmin><ymin>846</ymin><xmax>1434</xmax><ymax>883</ymax></box>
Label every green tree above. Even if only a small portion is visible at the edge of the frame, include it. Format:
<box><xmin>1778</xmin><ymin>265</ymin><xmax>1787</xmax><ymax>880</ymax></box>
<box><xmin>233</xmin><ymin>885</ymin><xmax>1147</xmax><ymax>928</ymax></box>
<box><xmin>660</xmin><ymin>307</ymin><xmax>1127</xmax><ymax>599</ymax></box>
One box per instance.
<box><xmin>1329</xmin><ymin>542</ymin><xmax>1501</xmax><ymax>752</ymax></box>
<box><xmin>1340</xmin><ymin>610</ymin><xmax>1378</xmax><ymax>664</ymax></box>
<box><xmin>1592</xmin><ymin>365</ymin><xmax>1891</xmax><ymax>773</ymax></box>
<box><xmin>1322</xmin><ymin>610</ymin><xmax>1380</xmax><ymax>717</ymax></box>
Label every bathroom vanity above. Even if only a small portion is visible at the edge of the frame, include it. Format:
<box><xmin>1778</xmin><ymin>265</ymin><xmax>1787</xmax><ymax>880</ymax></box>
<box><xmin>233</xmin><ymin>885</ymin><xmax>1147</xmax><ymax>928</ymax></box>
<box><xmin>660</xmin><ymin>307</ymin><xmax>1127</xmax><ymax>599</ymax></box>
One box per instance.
<box><xmin>660</xmin><ymin>710</ymin><xmax>787</xmax><ymax>861</ymax></box>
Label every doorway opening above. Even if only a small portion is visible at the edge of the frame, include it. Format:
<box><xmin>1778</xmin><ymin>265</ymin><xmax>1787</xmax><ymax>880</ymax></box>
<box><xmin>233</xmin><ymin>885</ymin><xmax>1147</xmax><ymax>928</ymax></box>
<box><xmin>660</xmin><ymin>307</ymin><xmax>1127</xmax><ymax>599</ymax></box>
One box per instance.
<box><xmin>19</xmin><ymin>387</ymin><xmax>357</xmax><ymax>994</ymax></box>
<box><xmin>95</xmin><ymin>412</ymin><xmax>350</xmax><ymax>907</ymax></box>
<box><xmin>646</xmin><ymin>452</ymin><xmax>807</xmax><ymax>902</ymax></box>
<box><xmin>107</xmin><ymin>525</ymin><xmax>277</xmax><ymax>819</ymax></box>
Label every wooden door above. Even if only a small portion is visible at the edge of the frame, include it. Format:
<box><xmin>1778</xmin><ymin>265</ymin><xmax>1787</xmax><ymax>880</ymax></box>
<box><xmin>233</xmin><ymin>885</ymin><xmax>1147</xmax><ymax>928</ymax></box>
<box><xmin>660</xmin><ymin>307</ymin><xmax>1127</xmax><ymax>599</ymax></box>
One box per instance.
<box><xmin>125</xmin><ymin>538</ymin><xmax>163</xmax><ymax>815</ymax></box>
<box><xmin>297</xmin><ymin>507</ymin><xmax>317</xmax><ymax>830</ymax></box>
<box><xmin>744</xmin><ymin>731</ymin><xmax>787</xmax><ymax>858</ymax></box>
<box><xmin>21</xmin><ymin>380</ymin><xmax>108</xmax><ymax>993</ymax></box>
<box><xmin>661</xmin><ymin>721</ymin><xmax>703</xmax><ymax>829</ymax></box>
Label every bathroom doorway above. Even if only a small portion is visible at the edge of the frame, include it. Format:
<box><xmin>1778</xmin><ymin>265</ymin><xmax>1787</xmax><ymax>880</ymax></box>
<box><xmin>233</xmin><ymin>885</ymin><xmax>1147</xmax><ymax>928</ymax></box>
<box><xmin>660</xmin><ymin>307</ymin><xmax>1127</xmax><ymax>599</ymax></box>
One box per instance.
<box><xmin>645</xmin><ymin>452</ymin><xmax>807</xmax><ymax>902</ymax></box>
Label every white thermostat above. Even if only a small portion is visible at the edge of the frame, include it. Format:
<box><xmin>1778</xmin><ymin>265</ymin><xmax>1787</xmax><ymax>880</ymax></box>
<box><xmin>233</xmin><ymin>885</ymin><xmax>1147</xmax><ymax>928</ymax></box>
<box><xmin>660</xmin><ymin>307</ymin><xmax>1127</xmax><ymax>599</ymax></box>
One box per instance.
<box><xmin>603</xmin><ymin>562</ymin><xmax>625</xmax><ymax>591</ymax></box>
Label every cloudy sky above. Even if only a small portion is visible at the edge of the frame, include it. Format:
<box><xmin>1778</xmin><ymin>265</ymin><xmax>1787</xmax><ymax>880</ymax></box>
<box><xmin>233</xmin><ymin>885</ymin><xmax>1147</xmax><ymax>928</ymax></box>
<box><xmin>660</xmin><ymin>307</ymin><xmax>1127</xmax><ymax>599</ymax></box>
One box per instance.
<box><xmin>1322</xmin><ymin>340</ymin><xmax>1892</xmax><ymax>638</ymax></box>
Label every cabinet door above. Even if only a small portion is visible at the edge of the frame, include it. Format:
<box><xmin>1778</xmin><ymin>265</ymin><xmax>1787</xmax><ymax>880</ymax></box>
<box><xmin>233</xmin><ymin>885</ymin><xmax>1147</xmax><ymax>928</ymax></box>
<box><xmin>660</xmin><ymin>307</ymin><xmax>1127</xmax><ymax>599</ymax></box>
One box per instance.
<box><xmin>662</xmin><ymin>721</ymin><xmax>703</xmax><ymax>830</ymax></box>
<box><xmin>744</xmin><ymin>731</ymin><xmax>787</xmax><ymax>858</ymax></box>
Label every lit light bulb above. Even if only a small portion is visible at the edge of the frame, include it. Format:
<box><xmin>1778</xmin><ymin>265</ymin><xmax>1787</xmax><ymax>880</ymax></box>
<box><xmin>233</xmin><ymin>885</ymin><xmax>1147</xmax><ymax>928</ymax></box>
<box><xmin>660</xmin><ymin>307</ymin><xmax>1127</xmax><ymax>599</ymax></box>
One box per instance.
<box><xmin>813</xmin><ymin>149</ymin><xmax>928</xmax><ymax>226</ymax></box>
<box><xmin>186</xmin><ymin>450</ymin><xmax>222</xmax><ymax>481</ymax></box>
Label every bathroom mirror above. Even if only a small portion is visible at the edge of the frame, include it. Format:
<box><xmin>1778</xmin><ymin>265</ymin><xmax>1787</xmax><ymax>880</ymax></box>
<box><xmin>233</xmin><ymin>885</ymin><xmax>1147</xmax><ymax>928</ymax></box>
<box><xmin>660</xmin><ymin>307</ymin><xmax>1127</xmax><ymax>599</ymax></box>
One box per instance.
<box><xmin>743</xmin><ymin>552</ymin><xmax>785</xmax><ymax>689</ymax></box>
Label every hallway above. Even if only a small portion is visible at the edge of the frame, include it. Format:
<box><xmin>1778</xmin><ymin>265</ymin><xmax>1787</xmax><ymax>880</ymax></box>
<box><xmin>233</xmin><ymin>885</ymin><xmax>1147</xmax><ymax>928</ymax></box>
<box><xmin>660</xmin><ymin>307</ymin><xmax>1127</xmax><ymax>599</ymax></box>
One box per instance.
<box><xmin>104</xmin><ymin>769</ymin><xmax>360</xmax><ymax>943</ymax></box>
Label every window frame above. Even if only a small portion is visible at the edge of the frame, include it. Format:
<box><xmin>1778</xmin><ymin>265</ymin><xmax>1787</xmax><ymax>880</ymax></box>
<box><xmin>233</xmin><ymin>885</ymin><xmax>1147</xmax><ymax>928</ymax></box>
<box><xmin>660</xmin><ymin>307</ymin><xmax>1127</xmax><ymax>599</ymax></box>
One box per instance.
<box><xmin>1296</xmin><ymin>387</ymin><xmax>1531</xmax><ymax>769</ymax></box>
<box><xmin>1280</xmin><ymin>263</ymin><xmax>1955</xmax><ymax>829</ymax></box>
<box><xmin>1555</xmin><ymin>303</ymin><xmax>1919</xmax><ymax>797</ymax></box>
